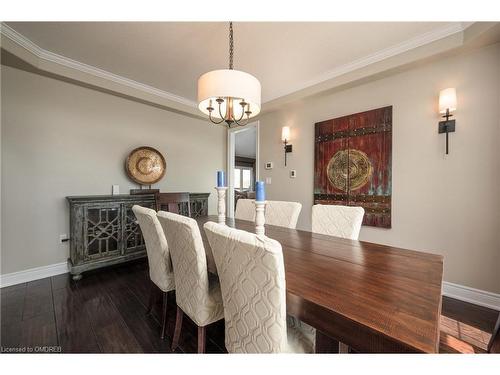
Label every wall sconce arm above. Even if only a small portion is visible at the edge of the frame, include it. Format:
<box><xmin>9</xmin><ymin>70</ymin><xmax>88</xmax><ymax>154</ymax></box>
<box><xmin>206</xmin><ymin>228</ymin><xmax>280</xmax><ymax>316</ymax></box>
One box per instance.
<box><xmin>284</xmin><ymin>141</ymin><xmax>293</xmax><ymax>166</ymax></box>
<box><xmin>438</xmin><ymin>109</ymin><xmax>456</xmax><ymax>155</ymax></box>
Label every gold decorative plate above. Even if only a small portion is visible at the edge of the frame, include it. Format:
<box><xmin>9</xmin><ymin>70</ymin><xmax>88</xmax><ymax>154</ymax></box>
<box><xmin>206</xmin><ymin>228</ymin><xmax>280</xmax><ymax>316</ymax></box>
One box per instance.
<box><xmin>125</xmin><ymin>146</ymin><xmax>166</xmax><ymax>185</ymax></box>
<box><xmin>327</xmin><ymin>149</ymin><xmax>372</xmax><ymax>191</ymax></box>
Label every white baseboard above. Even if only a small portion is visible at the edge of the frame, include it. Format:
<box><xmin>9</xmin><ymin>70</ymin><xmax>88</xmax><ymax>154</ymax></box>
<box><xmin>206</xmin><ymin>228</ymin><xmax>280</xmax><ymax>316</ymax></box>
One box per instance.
<box><xmin>443</xmin><ymin>281</ymin><xmax>500</xmax><ymax>311</ymax></box>
<box><xmin>0</xmin><ymin>261</ymin><xmax>69</xmax><ymax>288</ymax></box>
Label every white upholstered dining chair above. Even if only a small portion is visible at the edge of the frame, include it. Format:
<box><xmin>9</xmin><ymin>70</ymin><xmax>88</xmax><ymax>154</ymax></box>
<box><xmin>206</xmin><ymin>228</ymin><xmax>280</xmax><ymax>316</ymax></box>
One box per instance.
<box><xmin>311</xmin><ymin>204</ymin><xmax>365</xmax><ymax>240</ymax></box>
<box><xmin>235</xmin><ymin>199</ymin><xmax>302</xmax><ymax>229</ymax></box>
<box><xmin>204</xmin><ymin>221</ymin><xmax>315</xmax><ymax>353</ymax></box>
<box><xmin>265</xmin><ymin>200</ymin><xmax>302</xmax><ymax>229</ymax></box>
<box><xmin>234</xmin><ymin>198</ymin><xmax>255</xmax><ymax>222</ymax></box>
<box><xmin>132</xmin><ymin>205</ymin><xmax>175</xmax><ymax>340</ymax></box>
<box><xmin>157</xmin><ymin>211</ymin><xmax>224</xmax><ymax>353</ymax></box>
<box><xmin>311</xmin><ymin>204</ymin><xmax>365</xmax><ymax>353</ymax></box>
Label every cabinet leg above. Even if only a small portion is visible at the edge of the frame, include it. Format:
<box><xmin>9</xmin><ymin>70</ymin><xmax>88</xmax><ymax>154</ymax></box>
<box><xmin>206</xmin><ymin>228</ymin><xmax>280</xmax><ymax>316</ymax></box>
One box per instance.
<box><xmin>72</xmin><ymin>273</ymin><xmax>82</xmax><ymax>281</ymax></box>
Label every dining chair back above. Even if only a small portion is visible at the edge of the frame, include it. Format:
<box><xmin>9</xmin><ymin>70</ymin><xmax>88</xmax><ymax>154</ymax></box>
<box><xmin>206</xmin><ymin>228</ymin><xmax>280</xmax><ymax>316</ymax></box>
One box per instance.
<box><xmin>234</xmin><ymin>198</ymin><xmax>255</xmax><ymax>222</ymax></box>
<box><xmin>265</xmin><ymin>200</ymin><xmax>302</xmax><ymax>229</ymax></box>
<box><xmin>157</xmin><ymin>211</ymin><xmax>223</xmax><ymax>353</ymax></box>
<box><xmin>132</xmin><ymin>205</ymin><xmax>175</xmax><ymax>339</ymax></box>
<box><xmin>203</xmin><ymin>221</ymin><xmax>287</xmax><ymax>353</ymax></box>
<box><xmin>155</xmin><ymin>192</ymin><xmax>191</xmax><ymax>217</ymax></box>
<box><xmin>132</xmin><ymin>205</ymin><xmax>174</xmax><ymax>292</ymax></box>
<box><xmin>311</xmin><ymin>204</ymin><xmax>365</xmax><ymax>240</ymax></box>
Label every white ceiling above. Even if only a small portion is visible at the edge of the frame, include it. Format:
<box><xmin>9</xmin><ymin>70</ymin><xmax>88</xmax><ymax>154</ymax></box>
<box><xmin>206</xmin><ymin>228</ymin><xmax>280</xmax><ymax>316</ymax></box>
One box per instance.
<box><xmin>5</xmin><ymin>22</ymin><xmax>460</xmax><ymax>104</ymax></box>
<box><xmin>235</xmin><ymin>127</ymin><xmax>257</xmax><ymax>158</ymax></box>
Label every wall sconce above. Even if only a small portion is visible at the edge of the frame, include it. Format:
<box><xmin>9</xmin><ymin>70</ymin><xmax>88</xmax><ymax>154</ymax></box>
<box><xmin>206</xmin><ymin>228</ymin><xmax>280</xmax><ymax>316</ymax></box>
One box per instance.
<box><xmin>281</xmin><ymin>126</ymin><xmax>293</xmax><ymax>166</ymax></box>
<box><xmin>438</xmin><ymin>88</ymin><xmax>457</xmax><ymax>155</ymax></box>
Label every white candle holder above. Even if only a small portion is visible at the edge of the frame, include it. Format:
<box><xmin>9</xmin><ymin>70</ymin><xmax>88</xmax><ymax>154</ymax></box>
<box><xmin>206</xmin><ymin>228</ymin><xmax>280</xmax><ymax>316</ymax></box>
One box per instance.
<box><xmin>215</xmin><ymin>187</ymin><xmax>228</xmax><ymax>224</ymax></box>
<box><xmin>254</xmin><ymin>200</ymin><xmax>267</xmax><ymax>236</ymax></box>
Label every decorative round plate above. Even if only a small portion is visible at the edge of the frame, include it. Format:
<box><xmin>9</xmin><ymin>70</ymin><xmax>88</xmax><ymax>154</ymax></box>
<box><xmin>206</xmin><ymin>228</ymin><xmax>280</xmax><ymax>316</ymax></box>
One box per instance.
<box><xmin>327</xmin><ymin>149</ymin><xmax>372</xmax><ymax>191</ymax></box>
<box><xmin>125</xmin><ymin>146</ymin><xmax>166</xmax><ymax>185</ymax></box>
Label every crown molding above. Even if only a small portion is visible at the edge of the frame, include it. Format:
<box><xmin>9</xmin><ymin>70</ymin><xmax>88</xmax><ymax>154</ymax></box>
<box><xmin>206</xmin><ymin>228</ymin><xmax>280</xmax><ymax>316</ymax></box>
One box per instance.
<box><xmin>1</xmin><ymin>22</ymin><xmax>476</xmax><ymax>114</ymax></box>
<box><xmin>0</xmin><ymin>23</ymin><xmax>198</xmax><ymax>110</ymax></box>
<box><xmin>264</xmin><ymin>22</ymin><xmax>467</xmax><ymax>102</ymax></box>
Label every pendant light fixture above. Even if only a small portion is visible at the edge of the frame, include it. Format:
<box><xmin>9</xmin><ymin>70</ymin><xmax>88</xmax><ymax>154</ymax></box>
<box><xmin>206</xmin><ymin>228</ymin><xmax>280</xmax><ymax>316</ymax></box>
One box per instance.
<box><xmin>197</xmin><ymin>22</ymin><xmax>261</xmax><ymax>127</ymax></box>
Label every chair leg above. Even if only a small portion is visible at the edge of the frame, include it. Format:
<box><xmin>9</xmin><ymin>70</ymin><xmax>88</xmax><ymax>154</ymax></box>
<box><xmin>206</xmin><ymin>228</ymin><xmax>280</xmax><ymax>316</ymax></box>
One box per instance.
<box><xmin>171</xmin><ymin>306</ymin><xmax>183</xmax><ymax>352</ymax></box>
<box><xmin>339</xmin><ymin>342</ymin><xmax>350</xmax><ymax>353</ymax></box>
<box><xmin>146</xmin><ymin>282</ymin><xmax>155</xmax><ymax>316</ymax></box>
<box><xmin>160</xmin><ymin>292</ymin><xmax>168</xmax><ymax>340</ymax></box>
<box><xmin>197</xmin><ymin>326</ymin><xmax>206</xmax><ymax>354</ymax></box>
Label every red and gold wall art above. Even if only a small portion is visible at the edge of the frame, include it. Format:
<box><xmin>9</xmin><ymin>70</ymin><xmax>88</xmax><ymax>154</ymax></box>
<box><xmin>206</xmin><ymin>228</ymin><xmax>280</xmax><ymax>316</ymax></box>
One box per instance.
<box><xmin>314</xmin><ymin>106</ymin><xmax>392</xmax><ymax>228</ymax></box>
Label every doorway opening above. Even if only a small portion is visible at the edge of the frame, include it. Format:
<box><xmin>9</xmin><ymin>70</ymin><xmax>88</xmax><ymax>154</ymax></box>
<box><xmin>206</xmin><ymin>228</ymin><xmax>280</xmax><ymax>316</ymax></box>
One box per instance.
<box><xmin>227</xmin><ymin>122</ymin><xmax>259</xmax><ymax>218</ymax></box>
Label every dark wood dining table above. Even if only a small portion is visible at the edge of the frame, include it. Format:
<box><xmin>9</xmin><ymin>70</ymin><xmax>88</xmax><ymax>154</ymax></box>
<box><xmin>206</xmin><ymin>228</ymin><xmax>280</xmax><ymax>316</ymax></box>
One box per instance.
<box><xmin>196</xmin><ymin>216</ymin><xmax>444</xmax><ymax>353</ymax></box>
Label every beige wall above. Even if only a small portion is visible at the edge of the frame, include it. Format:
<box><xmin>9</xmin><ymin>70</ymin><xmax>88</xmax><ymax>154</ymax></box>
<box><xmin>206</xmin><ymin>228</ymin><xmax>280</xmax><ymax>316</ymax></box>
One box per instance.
<box><xmin>259</xmin><ymin>43</ymin><xmax>500</xmax><ymax>293</ymax></box>
<box><xmin>1</xmin><ymin>65</ymin><xmax>225</xmax><ymax>275</ymax></box>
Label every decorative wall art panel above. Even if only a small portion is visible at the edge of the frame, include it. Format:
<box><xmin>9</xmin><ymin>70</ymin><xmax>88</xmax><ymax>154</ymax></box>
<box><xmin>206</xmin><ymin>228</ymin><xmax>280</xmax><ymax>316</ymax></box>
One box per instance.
<box><xmin>314</xmin><ymin>106</ymin><xmax>392</xmax><ymax>228</ymax></box>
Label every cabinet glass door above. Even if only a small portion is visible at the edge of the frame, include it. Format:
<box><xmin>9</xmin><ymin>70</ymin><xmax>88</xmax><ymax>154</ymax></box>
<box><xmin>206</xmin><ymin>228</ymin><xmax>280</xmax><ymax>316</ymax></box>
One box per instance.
<box><xmin>122</xmin><ymin>202</ymin><xmax>155</xmax><ymax>254</ymax></box>
<box><xmin>84</xmin><ymin>205</ymin><xmax>121</xmax><ymax>260</ymax></box>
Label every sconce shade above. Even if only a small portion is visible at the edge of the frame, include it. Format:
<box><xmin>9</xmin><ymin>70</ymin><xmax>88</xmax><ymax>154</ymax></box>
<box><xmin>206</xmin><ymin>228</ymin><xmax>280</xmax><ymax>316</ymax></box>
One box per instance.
<box><xmin>439</xmin><ymin>88</ymin><xmax>457</xmax><ymax>114</ymax></box>
<box><xmin>198</xmin><ymin>69</ymin><xmax>261</xmax><ymax>119</ymax></box>
<box><xmin>281</xmin><ymin>126</ymin><xmax>291</xmax><ymax>142</ymax></box>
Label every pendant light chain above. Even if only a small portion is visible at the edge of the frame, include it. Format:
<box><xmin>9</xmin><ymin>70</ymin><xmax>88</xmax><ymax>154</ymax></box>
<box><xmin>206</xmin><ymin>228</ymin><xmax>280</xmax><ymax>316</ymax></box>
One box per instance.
<box><xmin>229</xmin><ymin>21</ymin><xmax>234</xmax><ymax>70</ymax></box>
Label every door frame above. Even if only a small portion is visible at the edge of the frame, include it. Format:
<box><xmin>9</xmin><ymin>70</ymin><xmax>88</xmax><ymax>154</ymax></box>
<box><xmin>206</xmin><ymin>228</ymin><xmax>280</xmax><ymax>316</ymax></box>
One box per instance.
<box><xmin>226</xmin><ymin>121</ymin><xmax>260</xmax><ymax>218</ymax></box>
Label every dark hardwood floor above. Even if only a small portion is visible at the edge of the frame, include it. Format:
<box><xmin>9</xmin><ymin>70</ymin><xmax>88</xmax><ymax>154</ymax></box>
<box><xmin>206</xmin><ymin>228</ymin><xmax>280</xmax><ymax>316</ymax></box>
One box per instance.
<box><xmin>1</xmin><ymin>260</ymin><xmax>498</xmax><ymax>354</ymax></box>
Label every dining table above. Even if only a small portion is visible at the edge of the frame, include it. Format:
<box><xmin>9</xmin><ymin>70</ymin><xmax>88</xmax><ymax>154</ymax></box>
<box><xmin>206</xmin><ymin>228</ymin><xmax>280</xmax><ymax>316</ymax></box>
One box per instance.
<box><xmin>196</xmin><ymin>216</ymin><xmax>444</xmax><ymax>353</ymax></box>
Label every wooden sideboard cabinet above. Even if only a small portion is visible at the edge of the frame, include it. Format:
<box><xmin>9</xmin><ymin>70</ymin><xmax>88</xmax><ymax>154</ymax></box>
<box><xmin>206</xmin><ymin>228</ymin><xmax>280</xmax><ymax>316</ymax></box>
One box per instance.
<box><xmin>66</xmin><ymin>193</ymin><xmax>210</xmax><ymax>280</ymax></box>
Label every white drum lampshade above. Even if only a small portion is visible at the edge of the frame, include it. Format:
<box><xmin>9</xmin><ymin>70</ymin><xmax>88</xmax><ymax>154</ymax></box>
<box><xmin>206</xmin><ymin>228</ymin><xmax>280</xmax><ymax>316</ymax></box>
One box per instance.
<box><xmin>198</xmin><ymin>69</ymin><xmax>261</xmax><ymax>120</ymax></box>
<box><xmin>439</xmin><ymin>88</ymin><xmax>457</xmax><ymax>114</ymax></box>
<box><xmin>281</xmin><ymin>126</ymin><xmax>291</xmax><ymax>142</ymax></box>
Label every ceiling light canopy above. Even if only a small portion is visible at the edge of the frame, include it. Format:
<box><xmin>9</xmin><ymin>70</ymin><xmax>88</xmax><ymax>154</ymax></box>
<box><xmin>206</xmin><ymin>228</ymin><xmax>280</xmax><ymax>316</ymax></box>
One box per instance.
<box><xmin>197</xmin><ymin>22</ymin><xmax>261</xmax><ymax>127</ymax></box>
